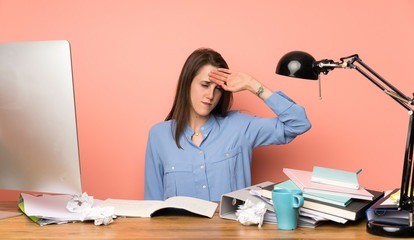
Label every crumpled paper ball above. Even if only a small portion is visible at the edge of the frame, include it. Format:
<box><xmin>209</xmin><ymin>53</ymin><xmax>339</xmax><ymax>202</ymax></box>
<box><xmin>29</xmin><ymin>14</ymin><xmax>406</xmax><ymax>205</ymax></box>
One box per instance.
<box><xmin>235</xmin><ymin>199</ymin><xmax>267</xmax><ymax>228</ymax></box>
<box><xmin>66</xmin><ymin>192</ymin><xmax>115</xmax><ymax>226</ymax></box>
<box><xmin>85</xmin><ymin>206</ymin><xmax>115</xmax><ymax>226</ymax></box>
<box><xmin>66</xmin><ymin>192</ymin><xmax>94</xmax><ymax>213</ymax></box>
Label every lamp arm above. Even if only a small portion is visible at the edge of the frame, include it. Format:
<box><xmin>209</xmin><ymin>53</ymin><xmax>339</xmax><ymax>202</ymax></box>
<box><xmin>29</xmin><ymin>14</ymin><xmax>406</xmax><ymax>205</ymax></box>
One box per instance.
<box><xmin>348</xmin><ymin>56</ymin><xmax>414</xmax><ymax>234</ymax></box>
<box><xmin>353</xmin><ymin>65</ymin><xmax>413</xmax><ymax>111</ymax></box>
<box><xmin>353</xmin><ymin>56</ymin><xmax>413</xmax><ymax>107</ymax></box>
<box><xmin>385</xmin><ymin>90</ymin><xmax>413</xmax><ymax>105</ymax></box>
<box><xmin>344</xmin><ymin>56</ymin><xmax>414</xmax><ymax>215</ymax></box>
<box><xmin>317</xmin><ymin>55</ymin><xmax>414</xmax><ymax>110</ymax></box>
<box><xmin>400</xmin><ymin>114</ymin><xmax>414</xmax><ymax>215</ymax></box>
<box><xmin>318</xmin><ymin>55</ymin><xmax>414</xmax><ymax>218</ymax></box>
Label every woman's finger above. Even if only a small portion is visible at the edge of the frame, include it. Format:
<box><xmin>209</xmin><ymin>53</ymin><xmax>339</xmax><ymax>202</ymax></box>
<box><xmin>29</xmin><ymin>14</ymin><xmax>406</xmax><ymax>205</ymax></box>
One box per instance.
<box><xmin>217</xmin><ymin>68</ymin><xmax>231</xmax><ymax>74</ymax></box>
<box><xmin>209</xmin><ymin>76</ymin><xmax>225</xmax><ymax>85</ymax></box>
<box><xmin>209</xmin><ymin>70</ymin><xmax>228</xmax><ymax>82</ymax></box>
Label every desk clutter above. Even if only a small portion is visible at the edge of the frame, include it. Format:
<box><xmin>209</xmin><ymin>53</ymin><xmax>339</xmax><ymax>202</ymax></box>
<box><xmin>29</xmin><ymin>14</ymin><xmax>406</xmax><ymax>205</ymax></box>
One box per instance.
<box><xmin>14</xmin><ymin>166</ymin><xmax>384</xmax><ymax>230</ymax></box>
<box><xmin>18</xmin><ymin>193</ymin><xmax>115</xmax><ymax>226</ymax></box>
<box><xmin>366</xmin><ymin>188</ymin><xmax>410</xmax><ymax>226</ymax></box>
<box><xmin>17</xmin><ymin>193</ymin><xmax>218</xmax><ymax>226</ymax></box>
<box><xmin>220</xmin><ymin>167</ymin><xmax>383</xmax><ymax>228</ymax></box>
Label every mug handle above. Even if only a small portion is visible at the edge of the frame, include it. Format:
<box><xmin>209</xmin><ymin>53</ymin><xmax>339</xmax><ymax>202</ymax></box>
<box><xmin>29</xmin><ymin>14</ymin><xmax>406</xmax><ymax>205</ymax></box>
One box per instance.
<box><xmin>292</xmin><ymin>195</ymin><xmax>304</xmax><ymax>208</ymax></box>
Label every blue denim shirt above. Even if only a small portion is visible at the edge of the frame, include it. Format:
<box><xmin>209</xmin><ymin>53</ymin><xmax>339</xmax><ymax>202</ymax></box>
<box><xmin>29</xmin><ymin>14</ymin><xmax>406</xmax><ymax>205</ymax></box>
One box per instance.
<box><xmin>144</xmin><ymin>91</ymin><xmax>311</xmax><ymax>201</ymax></box>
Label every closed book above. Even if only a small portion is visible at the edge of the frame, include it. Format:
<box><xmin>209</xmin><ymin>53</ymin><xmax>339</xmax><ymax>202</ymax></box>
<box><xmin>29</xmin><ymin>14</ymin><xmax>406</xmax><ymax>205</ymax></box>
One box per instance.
<box><xmin>274</xmin><ymin>180</ymin><xmax>352</xmax><ymax>207</ymax></box>
<box><xmin>303</xmin><ymin>189</ymin><xmax>383</xmax><ymax>221</ymax></box>
<box><xmin>312</xmin><ymin>166</ymin><xmax>359</xmax><ymax>189</ymax></box>
<box><xmin>283</xmin><ymin>168</ymin><xmax>374</xmax><ymax>200</ymax></box>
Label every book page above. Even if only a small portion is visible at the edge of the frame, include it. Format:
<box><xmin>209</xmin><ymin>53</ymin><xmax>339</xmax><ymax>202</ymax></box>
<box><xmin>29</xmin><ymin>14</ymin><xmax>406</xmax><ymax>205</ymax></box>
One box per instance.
<box><xmin>161</xmin><ymin>196</ymin><xmax>218</xmax><ymax>218</ymax></box>
<box><xmin>98</xmin><ymin>196</ymin><xmax>218</xmax><ymax>218</ymax></box>
<box><xmin>98</xmin><ymin>199</ymin><xmax>163</xmax><ymax>217</ymax></box>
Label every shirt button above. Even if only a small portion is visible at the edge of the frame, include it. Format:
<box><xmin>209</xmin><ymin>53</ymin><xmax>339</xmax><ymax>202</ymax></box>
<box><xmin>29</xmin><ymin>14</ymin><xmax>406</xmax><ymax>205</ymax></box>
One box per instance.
<box><xmin>171</xmin><ymin>166</ymin><xmax>175</xmax><ymax>170</ymax></box>
<box><xmin>226</xmin><ymin>153</ymin><xmax>229</xmax><ymax>157</ymax></box>
<box><xmin>200</xmin><ymin>150</ymin><xmax>203</xmax><ymax>154</ymax></box>
<box><xmin>200</xmin><ymin>165</ymin><xmax>204</xmax><ymax>169</ymax></box>
<box><xmin>201</xmin><ymin>127</ymin><xmax>204</xmax><ymax>130</ymax></box>
<box><xmin>202</xmin><ymin>185</ymin><xmax>206</xmax><ymax>189</ymax></box>
<box><xmin>204</xmin><ymin>134</ymin><xmax>207</xmax><ymax>137</ymax></box>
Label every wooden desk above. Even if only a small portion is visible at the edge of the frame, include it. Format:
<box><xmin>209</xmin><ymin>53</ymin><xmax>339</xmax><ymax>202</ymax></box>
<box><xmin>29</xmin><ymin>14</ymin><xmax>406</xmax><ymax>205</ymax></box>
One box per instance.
<box><xmin>0</xmin><ymin>201</ymin><xmax>397</xmax><ymax>239</ymax></box>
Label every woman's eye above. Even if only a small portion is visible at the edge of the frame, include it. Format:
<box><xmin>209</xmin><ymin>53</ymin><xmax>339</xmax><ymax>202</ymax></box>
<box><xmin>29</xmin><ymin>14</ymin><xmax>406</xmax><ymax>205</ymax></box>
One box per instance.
<box><xmin>202</xmin><ymin>84</ymin><xmax>209</xmax><ymax>88</ymax></box>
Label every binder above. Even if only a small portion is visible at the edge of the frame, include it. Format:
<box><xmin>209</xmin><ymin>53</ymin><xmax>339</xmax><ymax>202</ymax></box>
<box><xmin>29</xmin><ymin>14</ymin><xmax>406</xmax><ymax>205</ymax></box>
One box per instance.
<box><xmin>219</xmin><ymin>181</ymin><xmax>275</xmax><ymax>221</ymax></box>
<box><xmin>366</xmin><ymin>188</ymin><xmax>410</xmax><ymax>225</ymax></box>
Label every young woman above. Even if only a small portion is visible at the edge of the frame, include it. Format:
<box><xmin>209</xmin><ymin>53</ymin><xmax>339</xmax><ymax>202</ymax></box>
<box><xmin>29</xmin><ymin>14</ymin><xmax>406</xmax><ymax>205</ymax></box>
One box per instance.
<box><xmin>144</xmin><ymin>48</ymin><xmax>311</xmax><ymax>201</ymax></box>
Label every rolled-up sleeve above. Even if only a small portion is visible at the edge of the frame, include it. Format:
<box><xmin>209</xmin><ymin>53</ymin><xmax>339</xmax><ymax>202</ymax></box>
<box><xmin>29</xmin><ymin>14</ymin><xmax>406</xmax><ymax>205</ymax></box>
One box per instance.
<box><xmin>246</xmin><ymin>91</ymin><xmax>311</xmax><ymax>147</ymax></box>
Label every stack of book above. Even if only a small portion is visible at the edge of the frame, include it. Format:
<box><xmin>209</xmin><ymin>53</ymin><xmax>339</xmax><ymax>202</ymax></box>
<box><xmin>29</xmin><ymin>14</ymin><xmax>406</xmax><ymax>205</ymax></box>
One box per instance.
<box><xmin>262</xmin><ymin>167</ymin><xmax>383</xmax><ymax>226</ymax></box>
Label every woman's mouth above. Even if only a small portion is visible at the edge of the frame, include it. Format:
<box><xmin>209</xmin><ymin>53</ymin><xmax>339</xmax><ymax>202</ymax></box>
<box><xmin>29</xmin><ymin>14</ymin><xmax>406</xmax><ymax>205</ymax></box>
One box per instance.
<box><xmin>202</xmin><ymin>102</ymin><xmax>212</xmax><ymax>106</ymax></box>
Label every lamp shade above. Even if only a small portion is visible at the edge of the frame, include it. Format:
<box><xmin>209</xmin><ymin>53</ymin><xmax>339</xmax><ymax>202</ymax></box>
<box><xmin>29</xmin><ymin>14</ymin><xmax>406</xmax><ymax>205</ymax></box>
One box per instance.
<box><xmin>276</xmin><ymin>51</ymin><xmax>318</xmax><ymax>80</ymax></box>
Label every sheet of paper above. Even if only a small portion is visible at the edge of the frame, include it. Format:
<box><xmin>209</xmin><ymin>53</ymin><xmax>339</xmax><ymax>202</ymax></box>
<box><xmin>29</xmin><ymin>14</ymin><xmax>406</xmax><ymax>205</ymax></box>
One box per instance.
<box><xmin>381</xmin><ymin>194</ymin><xmax>399</xmax><ymax>206</ymax></box>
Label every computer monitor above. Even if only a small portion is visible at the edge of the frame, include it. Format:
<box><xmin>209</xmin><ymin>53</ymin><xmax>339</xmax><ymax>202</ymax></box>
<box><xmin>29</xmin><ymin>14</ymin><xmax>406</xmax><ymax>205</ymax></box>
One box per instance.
<box><xmin>0</xmin><ymin>40</ymin><xmax>82</xmax><ymax>201</ymax></box>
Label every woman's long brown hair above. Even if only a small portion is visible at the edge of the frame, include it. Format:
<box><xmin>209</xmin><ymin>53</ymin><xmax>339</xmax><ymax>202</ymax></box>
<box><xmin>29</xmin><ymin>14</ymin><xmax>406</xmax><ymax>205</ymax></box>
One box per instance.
<box><xmin>165</xmin><ymin>48</ymin><xmax>233</xmax><ymax>149</ymax></box>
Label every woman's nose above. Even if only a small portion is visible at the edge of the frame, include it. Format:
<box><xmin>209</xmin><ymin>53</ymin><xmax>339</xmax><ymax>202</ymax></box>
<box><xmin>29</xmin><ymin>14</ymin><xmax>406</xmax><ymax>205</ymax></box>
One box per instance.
<box><xmin>206</xmin><ymin>86</ymin><xmax>215</xmax><ymax>99</ymax></box>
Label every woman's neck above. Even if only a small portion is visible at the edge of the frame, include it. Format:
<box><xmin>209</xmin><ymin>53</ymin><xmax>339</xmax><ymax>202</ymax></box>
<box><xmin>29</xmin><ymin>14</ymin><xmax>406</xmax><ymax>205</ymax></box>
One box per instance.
<box><xmin>188</xmin><ymin>113</ymin><xmax>210</xmax><ymax>133</ymax></box>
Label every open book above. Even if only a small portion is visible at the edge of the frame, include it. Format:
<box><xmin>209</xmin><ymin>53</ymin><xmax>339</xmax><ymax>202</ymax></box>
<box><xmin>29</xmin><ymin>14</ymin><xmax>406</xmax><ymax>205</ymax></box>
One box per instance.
<box><xmin>97</xmin><ymin>196</ymin><xmax>218</xmax><ymax>218</ymax></box>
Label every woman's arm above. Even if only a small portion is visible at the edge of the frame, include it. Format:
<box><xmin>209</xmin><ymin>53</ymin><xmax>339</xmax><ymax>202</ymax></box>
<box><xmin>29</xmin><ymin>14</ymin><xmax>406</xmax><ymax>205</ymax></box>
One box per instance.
<box><xmin>144</xmin><ymin>130</ymin><xmax>165</xmax><ymax>200</ymax></box>
<box><xmin>209</xmin><ymin>68</ymin><xmax>311</xmax><ymax>147</ymax></box>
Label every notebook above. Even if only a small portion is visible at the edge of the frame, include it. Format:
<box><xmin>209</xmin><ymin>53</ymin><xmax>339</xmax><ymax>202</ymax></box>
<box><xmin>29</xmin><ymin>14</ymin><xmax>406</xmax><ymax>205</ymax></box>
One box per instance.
<box><xmin>312</xmin><ymin>166</ymin><xmax>359</xmax><ymax>189</ymax></box>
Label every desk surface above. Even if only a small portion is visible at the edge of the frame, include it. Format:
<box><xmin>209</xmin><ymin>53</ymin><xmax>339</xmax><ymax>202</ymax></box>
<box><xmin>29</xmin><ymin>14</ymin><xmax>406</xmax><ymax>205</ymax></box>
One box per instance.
<box><xmin>0</xmin><ymin>201</ymin><xmax>398</xmax><ymax>239</ymax></box>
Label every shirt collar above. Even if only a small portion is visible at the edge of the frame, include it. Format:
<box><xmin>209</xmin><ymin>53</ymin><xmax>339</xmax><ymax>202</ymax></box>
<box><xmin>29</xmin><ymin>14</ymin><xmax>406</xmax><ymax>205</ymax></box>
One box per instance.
<box><xmin>184</xmin><ymin>114</ymin><xmax>216</xmax><ymax>139</ymax></box>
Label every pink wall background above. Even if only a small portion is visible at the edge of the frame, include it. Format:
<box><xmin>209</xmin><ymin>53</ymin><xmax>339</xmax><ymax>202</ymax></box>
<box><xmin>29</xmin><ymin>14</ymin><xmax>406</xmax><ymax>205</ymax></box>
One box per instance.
<box><xmin>1</xmin><ymin>0</ymin><xmax>413</xmax><ymax>201</ymax></box>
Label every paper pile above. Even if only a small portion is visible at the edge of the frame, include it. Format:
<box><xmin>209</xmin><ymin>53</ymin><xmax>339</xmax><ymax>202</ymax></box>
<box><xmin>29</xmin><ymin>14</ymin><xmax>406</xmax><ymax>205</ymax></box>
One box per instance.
<box><xmin>19</xmin><ymin>193</ymin><xmax>115</xmax><ymax>226</ymax></box>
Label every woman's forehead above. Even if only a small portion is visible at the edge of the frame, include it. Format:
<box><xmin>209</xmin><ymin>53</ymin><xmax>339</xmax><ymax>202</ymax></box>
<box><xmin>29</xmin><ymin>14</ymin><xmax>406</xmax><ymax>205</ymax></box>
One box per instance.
<box><xmin>195</xmin><ymin>64</ymin><xmax>216</xmax><ymax>78</ymax></box>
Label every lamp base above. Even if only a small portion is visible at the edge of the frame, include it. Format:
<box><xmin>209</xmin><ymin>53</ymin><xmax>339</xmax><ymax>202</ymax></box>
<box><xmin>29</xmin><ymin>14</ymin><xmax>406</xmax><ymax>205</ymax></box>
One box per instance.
<box><xmin>367</xmin><ymin>221</ymin><xmax>414</xmax><ymax>238</ymax></box>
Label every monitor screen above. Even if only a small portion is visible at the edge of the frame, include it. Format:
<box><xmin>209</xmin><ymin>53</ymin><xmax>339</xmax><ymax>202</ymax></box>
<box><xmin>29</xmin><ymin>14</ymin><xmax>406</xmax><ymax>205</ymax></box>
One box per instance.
<box><xmin>0</xmin><ymin>40</ymin><xmax>82</xmax><ymax>195</ymax></box>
